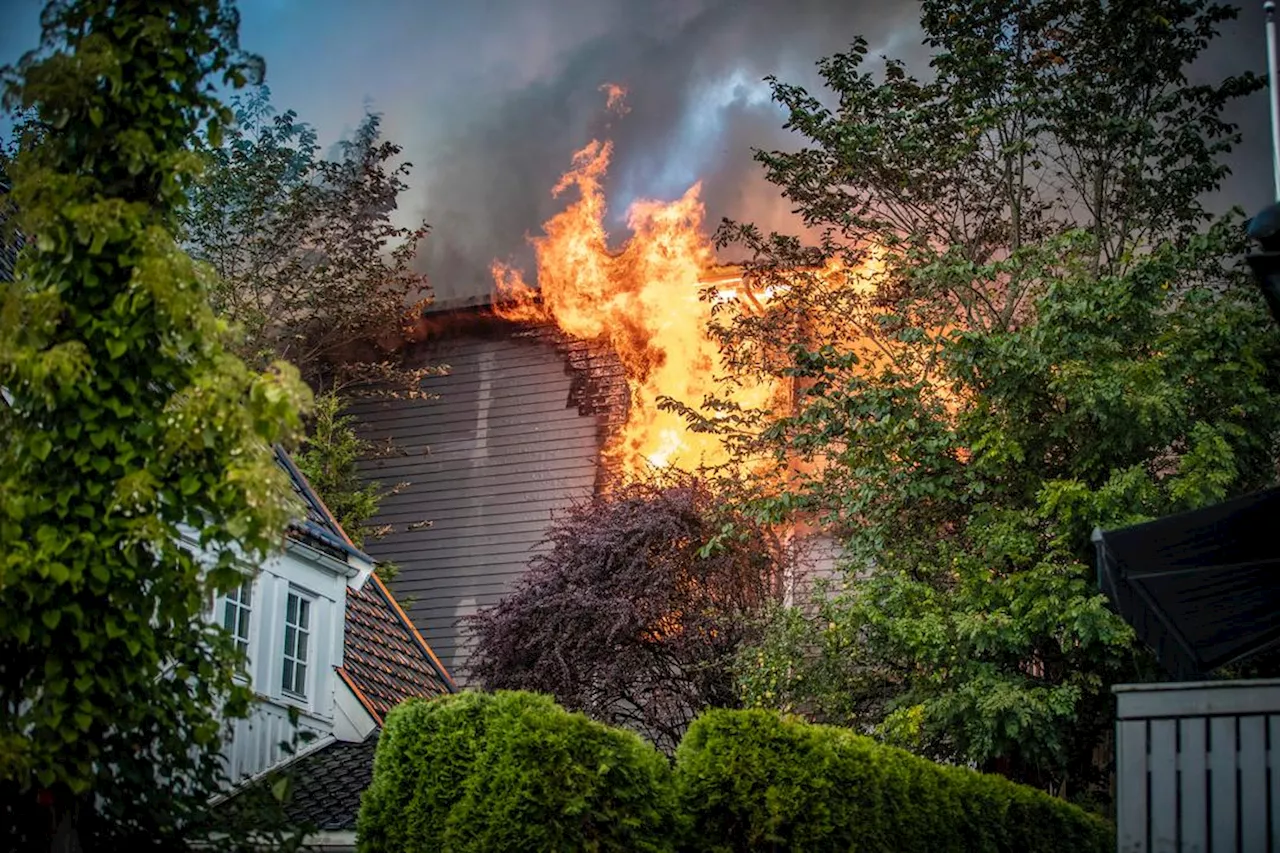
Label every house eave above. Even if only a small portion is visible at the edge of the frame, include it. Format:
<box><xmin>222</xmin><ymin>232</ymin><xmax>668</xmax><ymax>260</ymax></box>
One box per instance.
<box><xmin>284</xmin><ymin>536</ymin><xmax>363</xmax><ymax>581</ymax></box>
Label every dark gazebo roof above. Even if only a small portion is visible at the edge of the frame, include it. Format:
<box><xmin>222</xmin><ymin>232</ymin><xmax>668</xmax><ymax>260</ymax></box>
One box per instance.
<box><xmin>1094</xmin><ymin>487</ymin><xmax>1280</xmax><ymax>680</ymax></box>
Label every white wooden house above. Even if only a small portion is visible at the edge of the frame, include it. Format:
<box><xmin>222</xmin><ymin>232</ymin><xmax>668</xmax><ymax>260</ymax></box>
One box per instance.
<box><xmin>211</xmin><ymin>448</ymin><xmax>455</xmax><ymax>850</ymax></box>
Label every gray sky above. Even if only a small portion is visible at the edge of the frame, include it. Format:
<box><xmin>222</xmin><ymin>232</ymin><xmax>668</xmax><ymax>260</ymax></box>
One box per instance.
<box><xmin>1</xmin><ymin>1</ymin><xmax>1273</xmax><ymax>305</ymax></box>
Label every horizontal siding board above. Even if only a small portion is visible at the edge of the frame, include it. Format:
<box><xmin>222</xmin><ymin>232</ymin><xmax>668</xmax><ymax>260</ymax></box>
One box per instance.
<box><xmin>362</xmin><ymin>430</ymin><xmax>602</xmax><ymax>467</ymax></box>
<box><xmin>401</xmin><ymin>594</ymin><xmax>511</xmax><ymax>617</ymax></box>
<box><xmin>354</xmin><ymin>330</ymin><xmax>602</xmax><ymax>683</ymax></box>
<box><xmin>371</xmin><ymin>474</ymin><xmax>596</xmax><ymax>504</ymax></box>
<box><xmin>392</xmin><ymin>578</ymin><xmax>522</xmax><ymax>598</ymax></box>
<box><xmin>360</xmin><ymin>553</ymin><xmax>548</xmax><ymax>576</ymax></box>
<box><xmin>362</xmin><ymin>527</ymin><xmax>553</xmax><ymax>554</ymax></box>
<box><xmin>365</xmin><ymin>445</ymin><xmax>604</xmax><ymax>479</ymax></box>
<box><xmin>358</xmin><ymin>397</ymin><xmax>586</xmax><ymax>435</ymax></box>
<box><xmin>372</xmin><ymin>503</ymin><xmax>571</xmax><ymax>528</ymax></box>
<box><xmin>374</xmin><ymin>515</ymin><xmax>555</xmax><ymax>540</ymax></box>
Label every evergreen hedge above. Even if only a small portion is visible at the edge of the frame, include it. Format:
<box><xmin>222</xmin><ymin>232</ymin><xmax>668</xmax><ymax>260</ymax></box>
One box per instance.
<box><xmin>357</xmin><ymin>694</ymin><xmax>1112</xmax><ymax>853</ymax></box>
<box><xmin>674</xmin><ymin>709</ymin><xmax>1112</xmax><ymax>853</ymax></box>
<box><xmin>356</xmin><ymin>691</ymin><xmax>678</xmax><ymax>853</ymax></box>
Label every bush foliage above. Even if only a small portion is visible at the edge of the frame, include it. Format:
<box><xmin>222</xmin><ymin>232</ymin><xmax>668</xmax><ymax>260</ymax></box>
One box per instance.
<box><xmin>357</xmin><ymin>691</ymin><xmax>678</xmax><ymax>853</ymax></box>
<box><xmin>675</xmin><ymin>709</ymin><xmax>1112</xmax><ymax>853</ymax></box>
<box><xmin>357</xmin><ymin>692</ymin><xmax>1111</xmax><ymax>853</ymax></box>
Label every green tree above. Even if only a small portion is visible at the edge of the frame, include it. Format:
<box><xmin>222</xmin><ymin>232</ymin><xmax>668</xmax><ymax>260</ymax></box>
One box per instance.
<box><xmin>183</xmin><ymin>85</ymin><xmax>434</xmax><ymax>394</ymax></box>
<box><xmin>183</xmin><ymin>86</ymin><xmax>438</xmax><ymax>551</ymax></box>
<box><xmin>706</xmin><ymin>0</ymin><xmax>1280</xmax><ymax>801</ymax></box>
<box><xmin>294</xmin><ymin>392</ymin><xmax>404</xmax><ymax>581</ymax></box>
<box><xmin>0</xmin><ymin>0</ymin><xmax>310</xmax><ymax>847</ymax></box>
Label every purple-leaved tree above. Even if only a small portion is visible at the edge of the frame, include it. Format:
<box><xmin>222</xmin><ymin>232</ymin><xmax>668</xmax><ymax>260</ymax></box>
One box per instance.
<box><xmin>467</xmin><ymin>473</ymin><xmax>787</xmax><ymax>750</ymax></box>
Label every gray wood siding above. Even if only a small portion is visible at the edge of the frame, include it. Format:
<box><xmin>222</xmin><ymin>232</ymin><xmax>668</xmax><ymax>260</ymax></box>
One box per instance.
<box><xmin>350</xmin><ymin>327</ymin><xmax>605</xmax><ymax>681</ymax></box>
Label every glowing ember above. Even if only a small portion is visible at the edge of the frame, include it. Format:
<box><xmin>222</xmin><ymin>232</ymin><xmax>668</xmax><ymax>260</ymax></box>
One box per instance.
<box><xmin>599</xmin><ymin>82</ymin><xmax>630</xmax><ymax>116</ymax></box>
<box><xmin>492</xmin><ymin>136</ymin><xmax>783</xmax><ymax>477</ymax></box>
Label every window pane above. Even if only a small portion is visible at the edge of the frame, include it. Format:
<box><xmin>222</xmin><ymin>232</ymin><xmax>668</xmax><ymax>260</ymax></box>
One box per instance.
<box><xmin>222</xmin><ymin>601</ymin><xmax>235</xmax><ymax>633</ymax></box>
<box><xmin>296</xmin><ymin>630</ymin><xmax>308</xmax><ymax>663</ymax></box>
<box><xmin>237</xmin><ymin>607</ymin><xmax>250</xmax><ymax>642</ymax></box>
<box><xmin>286</xmin><ymin>593</ymin><xmax>297</xmax><ymax>624</ymax></box>
<box><xmin>298</xmin><ymin>598</ymin><xmax>310</xmax><ymax>630</ymax></box>
<box><xmin>281</xmin><ymin>660</ymin><xmax>294</xmax><ymax>693</ymax></box>
<box><xmin>294</xmin><ymin>663</ymin><xmax>306</xmax><ymax>692</ymax></box>
<box><xmin>284</xmin><ymin>625</ymin><xmax>295</xmax><ymax>657</ymax></box>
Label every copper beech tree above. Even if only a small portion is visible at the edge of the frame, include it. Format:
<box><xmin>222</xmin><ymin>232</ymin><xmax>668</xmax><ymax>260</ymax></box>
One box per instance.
<box><xmin>467</xmin><ymin>474</ymin><xmax>787</xmax><ymax>751</ymax></box>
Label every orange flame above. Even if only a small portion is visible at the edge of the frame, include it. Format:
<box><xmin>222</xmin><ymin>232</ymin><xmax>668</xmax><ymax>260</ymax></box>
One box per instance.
<box><xmin>599</xmin><ymin>82</ymin><xmax>630</xmax><ymax>116</ymax></box>
<box><xmin>492</xmin><ymin>138</ymin><xmax>783</xmax><ymax>476</ymax></box>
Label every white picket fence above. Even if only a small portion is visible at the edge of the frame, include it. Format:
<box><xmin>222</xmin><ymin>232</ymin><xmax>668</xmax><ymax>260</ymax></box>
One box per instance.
<box><xmin>1114</xmin><ymin>679</ymin><xmax>1280</xmax><ymax>852</ymax></box>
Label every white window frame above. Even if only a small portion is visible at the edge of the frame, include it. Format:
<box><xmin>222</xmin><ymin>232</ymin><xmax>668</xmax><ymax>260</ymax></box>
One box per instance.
<box><xmin>280</xmin><ymin>588</ymin><xmax>314</xmax><ymax>701</ymax></box>
<box><xmin>221</xmin><ymin>579</ymin><xmax>253</xmax><ymax>661</ymax></box>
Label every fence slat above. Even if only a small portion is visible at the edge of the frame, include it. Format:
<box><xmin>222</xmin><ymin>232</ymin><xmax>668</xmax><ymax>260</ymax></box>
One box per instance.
<box><xmin>1118</xmin><ymin>719</ymin><xmax>1149</xmax><ymax>853</ymax></box>
<box><xmin>1270</xmin><ymin>716</ymin><xmax>1280</xmax><ymax>853</ymax></box>
<box><xmin>1178</xmin><ymin>717</ymin><xmax>1207</xmax><ymax>853</ymax></box>
<box><xmin>1238</xmin><ymin>716</ymin><xmax>1267</xmax><ymax>853</ymax></box>
<box><xmin>1208</xmin><ymin>716</ymin><xmax>1237</xmax><ymax>853</ymax></box>
<box><xmin>1150</xmin><ymin>720</ymin><xmax>1178</xmax><ymax>851</ymax></box>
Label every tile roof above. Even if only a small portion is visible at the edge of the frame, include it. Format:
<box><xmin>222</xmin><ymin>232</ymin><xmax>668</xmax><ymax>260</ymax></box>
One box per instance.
<box><xmin>280</xmin><ymin>733</ymin><xmax>379</xmax><ymax>832</ymax></box>
<box><xmin>220</xmin><ymin>732</ymin><xmax>379</xmax><ymax>832</ymax></box>
<box><xmin>337</xmin><ymin>573</ymin><xmax>455</xmax><ymax>722</ymax></box>
<box><xmin>274</xmin><ymin>445</ymin><xmax>372</xmax><ymax>564</ymax></box>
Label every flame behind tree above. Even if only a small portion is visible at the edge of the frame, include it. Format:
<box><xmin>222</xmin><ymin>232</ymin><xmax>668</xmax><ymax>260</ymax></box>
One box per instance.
<box><xmin>493</xmin><ymin>117</ymin><xmax>787</xmax><ymax>477</ymax></box>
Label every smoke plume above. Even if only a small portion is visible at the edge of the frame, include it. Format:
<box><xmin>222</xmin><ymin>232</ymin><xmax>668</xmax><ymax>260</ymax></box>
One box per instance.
<box><xmin>5</xmin><ymin>0</ymin><xmax>1271</xmax><ymax>306</ymax></box>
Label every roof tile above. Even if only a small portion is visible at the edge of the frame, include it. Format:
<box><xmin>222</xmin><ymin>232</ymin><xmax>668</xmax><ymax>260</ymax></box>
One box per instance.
<box><xmin>337</xmin><ymin>574</ymin><xmax>454</xmax><ymax>722</ymax></box>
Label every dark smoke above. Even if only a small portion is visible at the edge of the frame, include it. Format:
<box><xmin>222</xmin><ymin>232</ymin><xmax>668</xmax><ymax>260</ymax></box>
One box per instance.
<box><xmin>1</xmin><ymin>0</ymin><xmax>1271</xmax><ymax>307</ymax></box>
<box><xmin>411</xmin><ymin>0</ymin><xmax>1272</xmax><ymax>307</ymax></box>
<box><xmin>407</xmin><ymin>0</ymin><xmax>921</xmax><ymax>307</ymax></box>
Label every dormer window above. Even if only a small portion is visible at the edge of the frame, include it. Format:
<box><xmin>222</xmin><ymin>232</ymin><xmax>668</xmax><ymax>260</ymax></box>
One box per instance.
<box><xmin>222</xmin><ymin>580</ymin><xmax>252</xmax><ymax>658</ymax></box>
<box><xmin>281</xmin><ymin>589</ymin><xmax>312</xmax><ymax>699</ymax></box>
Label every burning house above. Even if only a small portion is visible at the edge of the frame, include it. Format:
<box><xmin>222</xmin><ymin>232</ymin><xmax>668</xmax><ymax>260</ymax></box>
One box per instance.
<box><xmin>351</xmin><ymin>119</ymin><xmax>845</xmax><ymax>682</ymax></box>
<box><xmin>347</xmin><ymin>314</ymin><xmax>625</xmax><ymax>679</ymax></box>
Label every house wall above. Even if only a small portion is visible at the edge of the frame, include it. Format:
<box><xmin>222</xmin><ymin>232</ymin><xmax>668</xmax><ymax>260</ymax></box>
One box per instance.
<box><xmin>350</xmin><ymin>319</ymin><xmax>607</xmax><ymax>681</ymax></box>
<box><xmin>222</xmin><ymin>546</ymin><xmax>350</xmax><ymax>782</ymax></box>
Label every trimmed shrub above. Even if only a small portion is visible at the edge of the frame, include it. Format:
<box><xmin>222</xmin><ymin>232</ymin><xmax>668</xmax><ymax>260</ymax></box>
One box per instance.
<box><xmin>673</xmin><ymin>709</ymin><xmax>1111</xmax><ymax>853</ymax></box>
<box><xmin>356</xmin><ymin>690</ymin><xmax>678</xmax><ymax>853</ymax></box>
